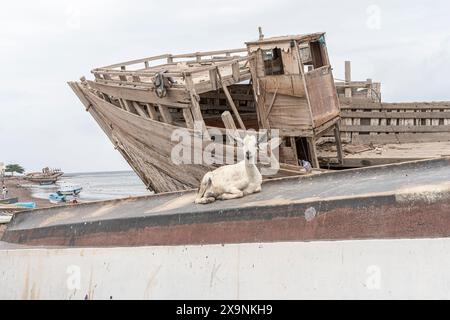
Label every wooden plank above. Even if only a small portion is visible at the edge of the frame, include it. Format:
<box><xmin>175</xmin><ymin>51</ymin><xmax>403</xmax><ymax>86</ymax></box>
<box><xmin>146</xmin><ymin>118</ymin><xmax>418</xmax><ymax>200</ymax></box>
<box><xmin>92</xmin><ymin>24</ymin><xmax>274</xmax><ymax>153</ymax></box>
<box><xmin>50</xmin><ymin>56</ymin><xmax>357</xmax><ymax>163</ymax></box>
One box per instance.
<box><xmin>307</xmin><ymin>137</ymin><xmax>320</xmax><ymax>168</ymax></box>
<box><xmin>67</xmin><ymin>82</ymin><xmax>92</xmax><ymax>111</ymax></box>
<box><xmin>221</xmin><ymin>111</ymin><xmax>238</xmax><ymax>131</ymax></box>
<box><xmin>132</xmin><ymin>101</ymin><xmax>150</xmax><ymax>119</ymax></box>
<box><xmin>341</xmin><ymin>125</ymin><xmax>450</xmax><ymax>133</ymax></box>
<box><xmin>340</xmin><ymin>102</ymin><xmax>450</xmax><ymax>110</ymax></box>
<box><xmin>334</xmin><ymin>123</ymin><xmax>344</xmax><ymax>165</ymax></box>
<box><xmin>344</xmin><ymin>61</ymin><xmax>352</xmax><ymax>98</ymax></box>
<box><xmin>217</xmin><ymin>69</ymin><xmax>246</xmax><ymax>130</ymax></box>
<box><xmin>87</xmin><ymin>80</ymin><xmax>190</xmax><ymax>106</ymax></box>
<box><xmin>305</xmin><ymin>65</ymin><xmax>340</xmax><ymax>127</ymax></box>
<box><xmin>145</xmin><ymin>104</ymin><xmax>158</xmax><ymax>120</ymax></box>
<box><xmin>158</xmin><ymin>104</ymin><xmax>173</xmax><ymax>124</ymax></box>
<box><xmin>209</xmin><ymin>69</ymin><xmax>218</xmax><ymax>91</ymax></box>
<box><xmin>352</xmin><ymin>132</ymin><xmax>450</xmax><ymax>144</ymax></box>
<box><xmin>342</xmin><ymin>112</ymin><xmax>450</xmax><ymax>119</ymax></box>
<box><xmin>183</xmin><ymin>109</ymin><xmax>194</xmax><ymax>129</ymax></box>
<box><xmin>184</xmin><ymin>74</ymin><xmax>210</xmax><ymax>140</ymax></box>
<box><xmin>265</xmin><ymin>85</ymin><xmax>279</xmax><ymax>121</ymax></box>
<box><xmin>232</xmin><ymin>61</ymin><xmax>240</xmax><ymax>82</ymax></box>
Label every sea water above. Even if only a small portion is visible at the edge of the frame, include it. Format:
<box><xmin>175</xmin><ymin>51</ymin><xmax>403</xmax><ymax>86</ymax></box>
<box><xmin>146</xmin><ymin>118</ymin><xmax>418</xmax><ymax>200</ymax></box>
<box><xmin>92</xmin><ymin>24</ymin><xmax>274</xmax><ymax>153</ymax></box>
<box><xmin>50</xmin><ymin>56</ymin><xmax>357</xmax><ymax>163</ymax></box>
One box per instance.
<box><xmin>29</xmin><ymin>171</ymin><xmax>151</xmax><ymax>202</ymax></box>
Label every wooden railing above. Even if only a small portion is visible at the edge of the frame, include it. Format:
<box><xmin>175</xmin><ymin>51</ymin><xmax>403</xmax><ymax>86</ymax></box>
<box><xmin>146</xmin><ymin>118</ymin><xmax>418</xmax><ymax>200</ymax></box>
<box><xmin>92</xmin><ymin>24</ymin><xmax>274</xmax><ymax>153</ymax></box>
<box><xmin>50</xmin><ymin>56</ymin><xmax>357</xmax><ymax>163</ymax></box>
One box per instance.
<box><xmin>335</xmin><ymin>61</ymin><xmax>381</xmax><ymax>102</ymax></box>
<box><xmin>90</xmin><ymin>49</ymin><xmax>253</xmax><ymax>96</ymax></box>
<box><xmin>339</xmin><ymin>101</ymin><xmax>450</xmax><ymax>143</ymax></box>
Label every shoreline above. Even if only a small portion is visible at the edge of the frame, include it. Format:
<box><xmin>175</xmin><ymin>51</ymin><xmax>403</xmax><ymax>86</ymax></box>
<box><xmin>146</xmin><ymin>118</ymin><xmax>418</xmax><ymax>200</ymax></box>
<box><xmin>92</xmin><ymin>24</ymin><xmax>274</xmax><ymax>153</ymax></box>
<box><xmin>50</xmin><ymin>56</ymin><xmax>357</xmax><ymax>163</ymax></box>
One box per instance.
<box><xmin>2</xmin><ymin>177</ymin><xmax>63</xmax><ymax>209</ymax></box>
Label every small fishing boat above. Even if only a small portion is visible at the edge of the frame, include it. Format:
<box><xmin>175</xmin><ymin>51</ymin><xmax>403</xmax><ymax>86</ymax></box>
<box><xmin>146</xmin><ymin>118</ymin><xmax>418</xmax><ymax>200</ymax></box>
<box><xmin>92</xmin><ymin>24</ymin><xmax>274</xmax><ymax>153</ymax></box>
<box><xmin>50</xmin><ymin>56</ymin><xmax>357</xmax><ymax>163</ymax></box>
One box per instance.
<box><xmin>49</xmin><ymin>192</ymin><xmax>80</xmax><ymax>204</ymax></box>
<box><xmin>0</xmin><ymin>214</ymin><xmax>12</xmax><ymax>225</ymax></box>
<box><xmin>13</xmin><ymin>202</ymin><xmax>36</xmax><ymax>209</ymax></box>
<box><xmin>49</xmin><ymin>193</ymin><xmax>66</xmax><ymax>204</ymax></box>
<box><xmin>0</xmin><ymin>198</ymin><xmax>18</xmax><ymax>205</ymax></box>
<box><xmin>57</xmin><ymin>184</ymin><xmax>83</xmax><ymax>196</ymax></box>
<box><xmin>0</xmin><ymin>202</ymin><xmax>36</xmax><ymax>211</ymax></box>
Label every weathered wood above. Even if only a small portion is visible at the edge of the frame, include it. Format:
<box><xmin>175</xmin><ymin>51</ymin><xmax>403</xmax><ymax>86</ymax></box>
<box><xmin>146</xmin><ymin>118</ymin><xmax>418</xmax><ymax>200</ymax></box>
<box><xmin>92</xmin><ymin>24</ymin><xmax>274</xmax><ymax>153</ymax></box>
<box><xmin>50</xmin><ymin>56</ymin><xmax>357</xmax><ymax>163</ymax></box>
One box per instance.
<box><xmin>67</xmin><ymin>82</ymin><xmax>92</xmax><ymax>111</ymax></box>
<box><xmin>183</xmin><ymin>108</ymin><xmax>194</xmax><ymax>129</ymax></box>
<box><xmin>209</xmin><ymin>68</ymin><xmax>218</xmax><ymax>91</ymax></box>
<box><xmin>216</xmin><ymin>69</ymin><xmax>246</xmax><ymax>130</ymax></box>
<box><xmin>342</xmin><ymin>111</ymin><xmax>450</xmax><ymax>119</ymax></box>
<box><xmin>307</xmin><ymin>137</ymin><xmax>320</xmax><ymax>168</ymax></box>
<box><xmin>87</xmin><ymin>80</ymin><xmax>191</xmax><ymax>107</ymax></box>
<box><xmin>184</xmin><ymin>74</ymin><xmax>210</xmax><ymax>140</ymax></box>
<box><xmin>340</xmin><ymin>102</ymin><xmax>450</xmax><ymax>110</ymax></box>
<box><xmin>132</xmin><ymin>101</ymin><xmax>150</xmax><ymax>119</ymax></box>
<box><xmin>341</xmin><ymin>125</ymin><xmax>450</xmax><ymax>133</ymax></box>
<box><xmin>221</xmin><ymin>111</ymin><xmax>238</xmax><ymax>131</ymax></box>
<box><xmin>232</xmin><ymin>61</ymin><xmax>240</xmax><ymax>82</ymax></box>
<box><xmin>158</xmin><ymin>104</ymin><xmax>173</xmax><ymax>124</ymax></box>
<box><xmin>344</xmin><ymin>61</ymin><xmax>352</xmax><ymax>98</ymax></box>
<box><xmin>352</xmin><ymin>132</ymin><xmax>450</xmax><ymax>144</ymax></box>
<box><xmin>334</xmin><ymin>123</ymin><xmax>344</xmax><ymax>165</ymax></box>
<box><xmin>145</xmin><ymin>104</ymin><xmax>158</xmax><ymax>120</ymax></box>
<box><xmin>265</xmin><ymin>84</ymin><xmax>279</xmax><ymax>122</ymax></box>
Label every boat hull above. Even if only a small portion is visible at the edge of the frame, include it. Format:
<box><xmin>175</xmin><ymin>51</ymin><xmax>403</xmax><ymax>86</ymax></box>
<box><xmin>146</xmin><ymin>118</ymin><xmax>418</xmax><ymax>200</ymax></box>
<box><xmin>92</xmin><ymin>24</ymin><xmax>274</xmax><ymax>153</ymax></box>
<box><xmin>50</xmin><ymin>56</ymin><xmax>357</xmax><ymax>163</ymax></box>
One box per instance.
<box><xmin>3</xmin><ymin>158</ymin><xmax>450</xmax><ymax>247</ymax></box>
<box><xmin>1</xmin><ymin>158</ymin><xmax>450</xmax><ymax>299</ymax></box>
<box><xmin>2</xmin><ymin>238</ymin><xmax>450</xmax><ymax>299</ymax></box>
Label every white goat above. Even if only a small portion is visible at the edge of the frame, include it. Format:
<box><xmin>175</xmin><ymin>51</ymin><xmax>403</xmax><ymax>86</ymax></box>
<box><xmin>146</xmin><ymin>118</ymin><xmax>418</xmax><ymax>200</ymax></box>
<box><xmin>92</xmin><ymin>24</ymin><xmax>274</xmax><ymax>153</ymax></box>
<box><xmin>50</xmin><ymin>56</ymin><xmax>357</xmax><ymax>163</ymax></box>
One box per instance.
<box><xmin>195</xmin><ymin>134</ymin><xmax>265</xmax><ymax>204</ymax></box>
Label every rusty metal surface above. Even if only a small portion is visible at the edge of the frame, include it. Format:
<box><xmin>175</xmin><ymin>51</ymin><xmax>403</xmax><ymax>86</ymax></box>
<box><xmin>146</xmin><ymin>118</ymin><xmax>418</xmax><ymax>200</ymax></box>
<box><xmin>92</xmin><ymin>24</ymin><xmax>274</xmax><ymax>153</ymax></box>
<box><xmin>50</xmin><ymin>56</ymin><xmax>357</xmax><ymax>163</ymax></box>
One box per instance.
<box><xmin>2</xmin><ymin>158</ymin><xmax>450</xmax><ymax>247</ymax></box>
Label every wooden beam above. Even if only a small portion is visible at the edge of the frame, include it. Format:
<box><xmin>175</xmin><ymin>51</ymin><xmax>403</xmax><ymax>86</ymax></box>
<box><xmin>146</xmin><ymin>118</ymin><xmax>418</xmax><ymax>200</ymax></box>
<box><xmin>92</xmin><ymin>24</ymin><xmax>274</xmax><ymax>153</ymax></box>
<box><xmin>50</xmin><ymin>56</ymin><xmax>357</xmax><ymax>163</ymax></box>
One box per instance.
<box><xmin>340</xmin><ymin>125</ymin><xmax>450</xmax><ymax>133</ymax></box>
<box><xmin>132</xmin><ymin>101</ymin><xmax>150</xmax><ymax>119</ymax></box>
<box><xmin>184</xmin><ymin>74</ymin><xmax>210</xmax><ymax>140</ymax></box>
<box><xmin>342</xmin><ymin>111</ymin><xmax>450</xmax><ymax>119</ymax></box>
<box><xmin>216</xmin><ymin>69</ymin><xmax>246</xmax><ymax>130</ymax></box>
<box><xmin>334</xmin><ymin>123</ymin><xmax>344</xmax><ymax>165</ymax></box>
<box><xmin>340</xmin><ymin>102</ymin><xmax>450</xmax><ymax>111</ymax></box>
<box><xmin>345</xmin><ymin>61</ymin><xmax>352</xmax><ymax>98</ymax></box>
<box><xmin>221</xmin><ymin>111</ymin><xmax>238</xmax><ymax>131</ymax></box>
<box><xmin>158</xmin><ymin>104</ymin><xmax>173</xmax><ymax>124</ymax></box>
<box><xmin>183</xmin><ymin>109</ymin><xmax>194</xmax><ymax>129</ymax></box>
<box><xmin>265</xmin><ymin>85</ymin><xmax>279</xmax><ymax>121</ymax></box>
<box><xmin>144</xmin><ymin>103</ymin><xmax>158</xmax><ymax>120</ymax></box>
<box><xmin>307</xmin><ymin>137</ymin><xmax>320</xmax><ymax>168</ymax></box>
<box><xmin>232</xmin><ymin>61</ymin><xmax>240</xmax><ymax>82</ymax></box>
<box><xmin>209</xmin><ymin>69</ymin><xmax>218</xmax><ymax>91</ymax></box>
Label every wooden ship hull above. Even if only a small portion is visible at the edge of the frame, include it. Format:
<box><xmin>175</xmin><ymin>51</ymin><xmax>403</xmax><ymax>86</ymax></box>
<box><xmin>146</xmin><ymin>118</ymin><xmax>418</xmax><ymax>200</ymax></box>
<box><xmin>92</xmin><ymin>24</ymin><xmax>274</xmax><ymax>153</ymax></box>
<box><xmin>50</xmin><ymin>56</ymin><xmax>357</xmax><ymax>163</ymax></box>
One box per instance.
<box><xmin>69</xmin><ymin>33</ymin><xmax>450</xmax><ymax>193</ymax></box>
<box><xmin>25</xmin><ymin>168</ymin><xmax>64</xmax><ymax>185</ymax></box>
<box><xmin>69</xmin><ymin>32</ymin><xmax>343</xmax><ymax>193</ymax></box>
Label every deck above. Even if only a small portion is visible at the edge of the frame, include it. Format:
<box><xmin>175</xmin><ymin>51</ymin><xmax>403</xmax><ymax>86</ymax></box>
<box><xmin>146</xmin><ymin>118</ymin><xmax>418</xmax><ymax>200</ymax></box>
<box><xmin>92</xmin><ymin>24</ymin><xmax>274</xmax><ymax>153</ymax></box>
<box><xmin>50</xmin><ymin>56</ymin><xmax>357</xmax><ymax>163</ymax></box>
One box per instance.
<box><xmin>319</xmin><ymin>141</ymin><xmax>450</xmax><ymax>167</ymax></box>
<box><xmin>2</xmin><ymin>158</ymin><xmax>450</xmax><ymax>247</ymax></box>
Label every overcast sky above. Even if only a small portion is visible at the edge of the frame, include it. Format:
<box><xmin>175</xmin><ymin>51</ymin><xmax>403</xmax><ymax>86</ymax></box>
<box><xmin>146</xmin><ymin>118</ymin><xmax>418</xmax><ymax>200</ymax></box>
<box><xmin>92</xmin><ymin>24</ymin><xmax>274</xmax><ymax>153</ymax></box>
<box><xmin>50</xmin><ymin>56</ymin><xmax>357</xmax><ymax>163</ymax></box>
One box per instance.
<box><xmin>1</xmin><ymin>0</ymin><xmax>449</xmax><ymax>173</ymax></box>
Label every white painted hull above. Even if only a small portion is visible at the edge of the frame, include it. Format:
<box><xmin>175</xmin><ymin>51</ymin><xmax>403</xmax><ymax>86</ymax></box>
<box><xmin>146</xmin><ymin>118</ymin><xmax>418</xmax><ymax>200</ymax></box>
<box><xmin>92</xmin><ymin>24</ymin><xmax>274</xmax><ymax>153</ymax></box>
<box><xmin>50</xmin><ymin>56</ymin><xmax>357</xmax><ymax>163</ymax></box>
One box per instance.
<box><xmin>1</xmin><ymin>238</ymin><xmax>450</xmax><ymax>300</ymax></box>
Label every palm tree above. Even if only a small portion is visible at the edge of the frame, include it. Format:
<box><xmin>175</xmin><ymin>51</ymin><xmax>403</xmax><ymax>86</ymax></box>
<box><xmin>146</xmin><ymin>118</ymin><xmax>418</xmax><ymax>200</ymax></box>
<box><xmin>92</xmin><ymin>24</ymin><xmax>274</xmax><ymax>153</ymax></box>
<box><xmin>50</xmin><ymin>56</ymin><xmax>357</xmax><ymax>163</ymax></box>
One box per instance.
<box><xmin>5</xmin><ymin>164</ymin><xmax>25</xmax><ymax>176</ymax></box>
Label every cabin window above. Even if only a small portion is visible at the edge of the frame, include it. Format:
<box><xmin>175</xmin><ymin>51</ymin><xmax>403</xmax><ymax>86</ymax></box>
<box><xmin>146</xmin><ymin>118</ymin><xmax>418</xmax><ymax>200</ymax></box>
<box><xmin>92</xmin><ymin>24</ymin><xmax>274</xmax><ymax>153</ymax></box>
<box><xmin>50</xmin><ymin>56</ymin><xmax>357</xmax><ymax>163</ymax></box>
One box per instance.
<box><xmin>262</xmin><ymin>48</ymin><xmax>284</xmax><ymax>75</ymax></box>
<box><xmin>310</xmin><ymin>41</ymin><xmax>326</xmax><ymax>69</ymax></box>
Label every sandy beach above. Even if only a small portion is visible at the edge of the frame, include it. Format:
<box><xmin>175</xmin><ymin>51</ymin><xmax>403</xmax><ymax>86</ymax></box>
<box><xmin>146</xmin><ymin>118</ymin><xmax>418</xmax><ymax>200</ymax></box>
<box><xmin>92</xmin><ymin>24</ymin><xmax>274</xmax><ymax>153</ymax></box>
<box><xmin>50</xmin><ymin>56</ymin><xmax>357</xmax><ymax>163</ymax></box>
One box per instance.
<box><xmin>2</xmin><ymin>177</ymin><xmax>61</xmax><ymax>209</ymax></box>
<box><xmin>1</xmin><ymin>177</ymin><xmax>63</xmax><ymax>239</ymax></box>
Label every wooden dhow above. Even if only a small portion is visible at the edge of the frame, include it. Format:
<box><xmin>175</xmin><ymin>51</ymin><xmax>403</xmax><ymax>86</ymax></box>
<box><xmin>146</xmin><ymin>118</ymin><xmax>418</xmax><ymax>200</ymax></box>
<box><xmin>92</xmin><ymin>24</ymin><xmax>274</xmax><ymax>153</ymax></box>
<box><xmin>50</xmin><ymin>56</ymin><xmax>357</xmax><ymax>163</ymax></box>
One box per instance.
<box><xmin>69</xmin><ymin>30</ymin><xmax>450</xmax><ymax>193</ymax></box>
<box><xmin>69</xmin><ymin>31</ymin><xmax>343</xmax><ymax>193</ymax></box>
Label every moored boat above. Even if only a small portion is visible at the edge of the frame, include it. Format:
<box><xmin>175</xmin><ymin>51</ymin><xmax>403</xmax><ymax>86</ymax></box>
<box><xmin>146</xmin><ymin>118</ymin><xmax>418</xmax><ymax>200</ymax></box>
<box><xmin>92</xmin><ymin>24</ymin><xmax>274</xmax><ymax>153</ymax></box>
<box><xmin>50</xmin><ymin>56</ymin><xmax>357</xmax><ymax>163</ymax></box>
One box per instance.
<box><xmin>25</xmin><ymin>167</ymin><xmax>64</xmax><ymax>185</ymax></box>
<box><xmin>57</xmin><ymin>183</ymin><xmax>83</xmax><ymax>196</ymax></box>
